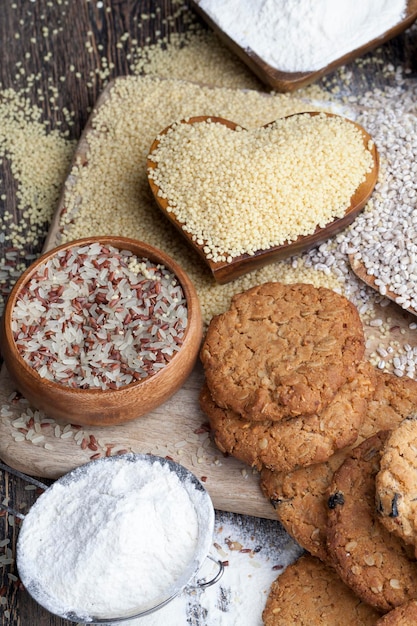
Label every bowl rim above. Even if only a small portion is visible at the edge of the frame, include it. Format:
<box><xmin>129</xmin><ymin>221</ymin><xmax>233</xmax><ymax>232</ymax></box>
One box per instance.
<box><xmin>2</xmin><ymin>236</ymin><xmax>202</xmax><ymax>396</ymax></box>
<box><xmin>16</xmin><ymin>452</ymin><xmax>216</xmax><ymax>623</ymax></box>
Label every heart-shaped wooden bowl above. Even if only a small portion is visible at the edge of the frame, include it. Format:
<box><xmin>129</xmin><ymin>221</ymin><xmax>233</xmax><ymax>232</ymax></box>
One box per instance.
<box><xmin>191</xmin><ymin>0</ymin><xmax>417</xmax><ymax>92</ymax></box>
<box><xmin>0</xmin><ymin>236</ymin><xmax>203</xmax><ymax>426</ymax></box>
<box><xmin>147</xmin><ymin>113</ymin><xmax>379</xmax><ymax>284</ymax></box>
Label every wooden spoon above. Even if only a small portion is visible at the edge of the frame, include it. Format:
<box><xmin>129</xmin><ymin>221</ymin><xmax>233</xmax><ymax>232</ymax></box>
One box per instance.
<box><xmin>147</xmin><ymin>113</ymin><xmax>379</xmax><ymax>284</ymax></box>
<box><xmin>349</xmin><ymin>254</ymin><xmax>417</xmax><ymax>317</ymax></box>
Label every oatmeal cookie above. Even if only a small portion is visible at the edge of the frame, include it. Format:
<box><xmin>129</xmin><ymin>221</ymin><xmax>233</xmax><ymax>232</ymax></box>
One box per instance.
<box><xmin>375</xmin><ymin>599</ymin><xmax>417</xmax><ymax>625</ymax></box>
<box><xmin>200</xmin><ymin>282</ymin><xmax>365</xmax><ymax>421</ymax></box>
<box><xmin>200</xmin><ymin>362</ymin><xmax>373</xmax><ymax>472</ymax></box>
<box><xmin>326</xmin><ymin>432</ymin><xmax>417</xmax><ymax>612</ymax></box>
<box><xmin>261</xmin><ymin>454</ymin><xmax>344</xmax><ymax>564</ymax></box>
<box><xmin>262</xmin><ymin>554</ymin><xmax>380</xmax><ymax>626</ymax></box>
<box><xmin>361</xmin><ymin>371</ymin><xmax>417</xmax><ymax>441</ymax></box>
<box><xmin>260</xmin><ymin>370</ymin><xmax>417</xmax><ymax>563</ymax></box>
<box><xmin>376</xmin><ymin>415</ymin><xmax>417</xmax><ymax>551</ymax></box>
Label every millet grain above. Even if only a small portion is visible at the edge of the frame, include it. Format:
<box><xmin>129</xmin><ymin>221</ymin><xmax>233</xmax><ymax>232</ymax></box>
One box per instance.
<box><xmin>148</xmin><ymin>114</ymin><xmax>374</xmax><ymax>261</ymax></box>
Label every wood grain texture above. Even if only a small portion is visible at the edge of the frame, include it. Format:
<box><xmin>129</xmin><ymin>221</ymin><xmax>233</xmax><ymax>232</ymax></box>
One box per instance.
<box><xmin>191</xmin><ymin>0</ymin><xmax>417</xmax><ymax>92</ymax></box>
<box><xmin>0</xmin><ymin>1</ymin><xmax>417</xmax><ymax>625</ymax></box>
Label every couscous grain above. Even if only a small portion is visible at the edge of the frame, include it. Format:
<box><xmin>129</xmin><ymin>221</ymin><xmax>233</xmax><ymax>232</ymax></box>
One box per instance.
<box><xmin>148</xmin><ymin>114</ymin><xmax>374</xmax><ymax>262</ymax></box>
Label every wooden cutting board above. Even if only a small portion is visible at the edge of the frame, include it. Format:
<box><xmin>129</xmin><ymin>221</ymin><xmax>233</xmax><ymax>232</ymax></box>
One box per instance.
<box><xmin>0</xmin><ymin>79</ymin><xmax>276</xmax><ymax>518</ymax></box>
<box><xmin>0</xmin><ymin>361</ymin><xmax>278</xmax><ymax>518</ymax></box>
<box><xmin>1</xmin><ymin>79</ymin><xmax>416</xmax><ymax>521</ymax></box>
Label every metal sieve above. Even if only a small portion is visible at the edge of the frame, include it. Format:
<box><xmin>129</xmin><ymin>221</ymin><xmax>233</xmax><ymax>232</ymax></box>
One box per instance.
<box><xmin>0</xmin><ymin>454</ymin><xmax>224</xmax><ymax>624</ymax></box>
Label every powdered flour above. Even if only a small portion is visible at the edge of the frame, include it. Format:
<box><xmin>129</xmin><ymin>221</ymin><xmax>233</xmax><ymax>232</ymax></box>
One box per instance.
<box><xmin>198</xmin><ymin>0</ymin><xmax>407</xmax><ymax>72</ymax></box>
<box><xmin>16</xmin><ymin>455</ymin><xmax>208</xmax><ymax>622</ymax></box>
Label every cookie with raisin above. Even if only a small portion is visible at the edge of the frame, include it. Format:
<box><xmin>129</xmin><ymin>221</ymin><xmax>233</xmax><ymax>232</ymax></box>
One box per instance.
<box><xmin>260</xmin><ymin>370</ymin><xmax>417</xmax><ymax>564</ymax></box>
<box><xmin>376</xmin><ymin>415</ymin><xmax>417</xmax><ymax>553</ymax></box>
<box><xmin>326</xmin><ymin>432</ymin><xmax>417</xmax><ymax>612</ymax></box>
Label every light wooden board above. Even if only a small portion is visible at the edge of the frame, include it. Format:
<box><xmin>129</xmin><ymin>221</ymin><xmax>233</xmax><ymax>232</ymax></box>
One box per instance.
<box><xmin>0</xmin><ymin>82</ymin><xmax>278</xmax><ymax>519</ymax></box>
<box><xmin>1</xmin><ymin>79</ymin><xmax>417</xmax><ymax>521</ymax></box>
<box><xmin>0</xmin><ymin>362</ymin><xmax>277</xmax><ymax>518</ymax></box>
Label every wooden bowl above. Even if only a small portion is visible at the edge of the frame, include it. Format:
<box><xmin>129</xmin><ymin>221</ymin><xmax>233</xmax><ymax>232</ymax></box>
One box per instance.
<box><xmin>0</xmin><ymin>237</ymin><xmax>203</xmax><ymax>426</ymax></box>
<box><xmin>191</xmin><ymin>0</ymin><xmax>417</xmax><ymax>92</ymax></box>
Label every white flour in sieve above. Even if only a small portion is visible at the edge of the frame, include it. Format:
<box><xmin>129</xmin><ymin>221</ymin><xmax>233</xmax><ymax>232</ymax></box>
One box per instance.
<box><xmin>198</xmin><ymin>0</ymin><xmax>407</xmax><ymax>72</ymax></box>
<box><xmin>16</xmin><ymin>456</ymin><xmax>205</xmax><ymax>622</ymax></box>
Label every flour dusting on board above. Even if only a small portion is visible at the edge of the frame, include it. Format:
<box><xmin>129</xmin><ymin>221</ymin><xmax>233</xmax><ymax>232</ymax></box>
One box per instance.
<box><xmin>119</xmin><ymin>514</ymin><xmax>303</xmax><ymax>626</ymax></box>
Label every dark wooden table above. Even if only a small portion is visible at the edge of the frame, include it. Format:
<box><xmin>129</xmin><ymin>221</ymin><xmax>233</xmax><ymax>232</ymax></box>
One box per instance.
<box><xmin>1</xmin><ymin>2</ymin><xmax>417</xmax><ymax>624</ymax></box>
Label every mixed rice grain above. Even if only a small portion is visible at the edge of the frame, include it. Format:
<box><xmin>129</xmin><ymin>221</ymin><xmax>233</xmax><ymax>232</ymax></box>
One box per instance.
<box><xmin>12</xmin><ymin>243</ymin><xmax>188</xmax><ymax>389</ymax></box>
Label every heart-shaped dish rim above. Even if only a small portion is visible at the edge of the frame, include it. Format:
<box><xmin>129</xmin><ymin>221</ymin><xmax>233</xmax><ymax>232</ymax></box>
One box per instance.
<box><xmin>147</xmin><ymin>112</ymin><xmax>379</xmax><ymax>284</ymax></box>
<box><xmin>349</xmin><ymin>253</ymin><xmax>417</xmax><ymax>318</ymax></box>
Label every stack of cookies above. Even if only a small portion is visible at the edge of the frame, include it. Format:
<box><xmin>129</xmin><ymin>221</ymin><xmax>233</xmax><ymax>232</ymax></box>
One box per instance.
<box><xmin>260</xmin><ymin>370</ymin><xmax>417</xmax><ymax>558</ymax></box>
<box><xmin>199</xmin><ymin>281</ymin><xmax>417</xmax><ymax>624</ymax></box>
<box><xmin>260</xmin><ymin>373</ymin><xmax>417</xmax><ymax>624</ymax></box>
<box><xmin>199</xmin><ymin>281</ymin><xmax>374</xmax><ymax>474</ymax></box>
<box><xmin>261</xmin><ymin>423</ymin><xmax>417</xmax><ymax>625</ymax></box>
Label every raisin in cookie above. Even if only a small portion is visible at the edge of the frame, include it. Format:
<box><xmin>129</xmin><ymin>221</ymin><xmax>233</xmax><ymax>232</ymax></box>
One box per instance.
<box><xmin>261</xmin><ymin>453</ymin><xmax>345</xmax><ymax>564</ymax></box>
<box><xmin>326</xmin><ymin>431</ymin><xmax>417</xmax><ymax>613</ymax></box>
<box><xmin>260</xmin><ymin>370</ymin><xmax>417</xmax><ymax>564</ymax></box>
<box><xmin>262</xmin><ymin>554</ymin><xmax>380</xmax><ymax>626</ymax></box>
<box><xmin>200</xmin><ymin>362</ymin><xmax>373</xmax><ymax>473</ymax></box>
<box><xmin>200</xmin><ymin>282</ymin><xmax>365</xmax><ymax>421</ymax></box>
<box><xmin>376</xmin><ymin>415</ymin><xmax>417</xmax><ymax>552</ymax></box>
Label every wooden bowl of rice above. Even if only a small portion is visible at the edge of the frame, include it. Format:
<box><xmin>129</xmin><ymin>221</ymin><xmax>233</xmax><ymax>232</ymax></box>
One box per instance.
<box><xmin>0</xmin><ymin>236</ymin><xmax>203</xmax><ymax>426</ymax></box>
